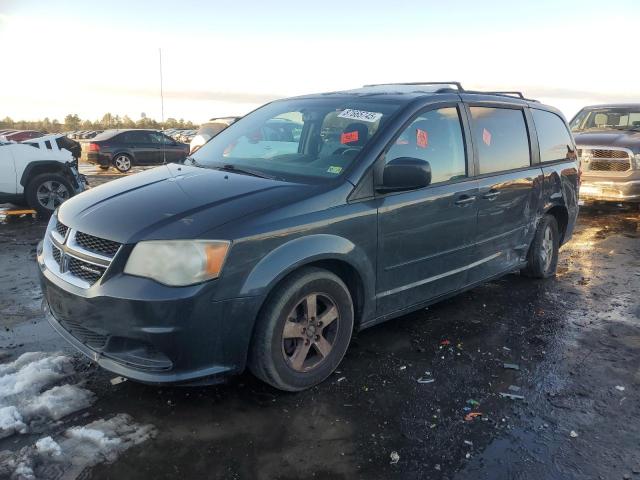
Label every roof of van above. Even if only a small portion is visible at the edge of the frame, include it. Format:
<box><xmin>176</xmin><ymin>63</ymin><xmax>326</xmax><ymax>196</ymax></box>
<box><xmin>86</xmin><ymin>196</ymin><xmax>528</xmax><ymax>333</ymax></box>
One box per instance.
<box><xmin>288</xmin><ymin>82</ymin><xmax>564</xmax><ymax>118</ymax></box>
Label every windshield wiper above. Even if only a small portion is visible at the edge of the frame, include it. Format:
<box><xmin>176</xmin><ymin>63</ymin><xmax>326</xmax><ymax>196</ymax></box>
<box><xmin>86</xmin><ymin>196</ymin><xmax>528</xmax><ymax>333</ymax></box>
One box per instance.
<box><xmin>214</xmin><ymin>164</ymin><xmax>276</xmax><ymax>180</ymax></box>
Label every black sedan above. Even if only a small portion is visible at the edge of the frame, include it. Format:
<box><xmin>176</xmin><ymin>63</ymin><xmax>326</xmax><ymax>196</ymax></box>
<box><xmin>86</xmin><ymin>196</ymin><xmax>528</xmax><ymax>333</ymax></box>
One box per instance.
<box><xmin>85</xmin><ymin>129</ymin><xmax>189</xmax><ymax>172</ymax></box>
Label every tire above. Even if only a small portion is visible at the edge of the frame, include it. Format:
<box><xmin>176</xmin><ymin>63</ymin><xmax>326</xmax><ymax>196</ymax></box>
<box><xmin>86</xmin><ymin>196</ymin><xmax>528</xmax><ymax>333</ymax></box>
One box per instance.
<box><xmin>249</xmin><ymin>267</ymin><xmax>354</xmax><ymax>391</ymax></box>
<box><xmin>113</xmin><ymin>153</ymin><xmax>133</xmax><ymax>173</ymax></box>
<box><xmin>25</xmin><ymin>173</ymin><xmax>74</xmax><ymax>217</ymax></box>
<box><xmin>521</xmin><ymin>214</ymin><xmax>559</xmax><ymax>279</ymax></box>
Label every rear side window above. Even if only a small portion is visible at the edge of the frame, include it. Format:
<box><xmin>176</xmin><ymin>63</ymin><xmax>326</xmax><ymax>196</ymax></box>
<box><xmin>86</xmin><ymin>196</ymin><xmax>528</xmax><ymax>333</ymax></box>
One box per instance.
<box><xmin>385</xmin><ymin>107</ymin><xmax>467</xmax><ymax>184</ymax></box>
<box><xmin>121</xmin><ymin>131</ymin><xmax>148</xmax><ymax>144</ymax></box>
<box><xmin>469</xmin><ymin>107</ymin><xmax>531</xmax><ymax>174</ymax></box>
<box><xmin>532</xmin><ymin>109</ymin><xmax>576</xmax><ymax>163</ymax></box>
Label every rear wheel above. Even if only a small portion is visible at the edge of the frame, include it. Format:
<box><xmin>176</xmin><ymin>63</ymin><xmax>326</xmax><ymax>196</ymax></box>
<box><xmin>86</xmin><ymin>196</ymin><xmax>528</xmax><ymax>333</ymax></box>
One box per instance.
<box><xmin>521</xmin><ymin>214</ymin><xmax>559</xmax><ymax>278</ymax></box>
<box><xmin>25</xmin><ymin>173</ymin><xmax>73</xmax><ymax>217</ymax></box>
<box><xmin>113</xmin><ymin>154</ymin><xmax>132</xmax><ymax>173</ymax></box>
<box><xmin>249</xmin><ymin>267</ymin><xmax>354</xmax><ymax>391</ymax></box>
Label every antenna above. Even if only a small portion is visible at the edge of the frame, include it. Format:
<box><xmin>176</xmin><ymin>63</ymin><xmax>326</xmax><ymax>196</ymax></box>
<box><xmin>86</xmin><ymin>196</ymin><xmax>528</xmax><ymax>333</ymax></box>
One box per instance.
<box><xmin>159</xmin><ymin>47</ymin><xmax>166</xmax><ymax>164</ymax></box>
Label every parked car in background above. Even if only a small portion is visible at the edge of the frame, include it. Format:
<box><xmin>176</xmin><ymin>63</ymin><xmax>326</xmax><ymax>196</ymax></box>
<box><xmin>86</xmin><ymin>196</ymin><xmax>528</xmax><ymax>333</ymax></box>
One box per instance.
<box><xmin>0</xmin><ymin>129</ymin><xmax>18</xmax><ymax>137</ymax></box>
<box><xmin>4</xmin><ymin>130</ymin><xmax>47</xmax><ymax>142</ymax></box>
<box><xmin>190</xmin><ymin>117</ymin><xmax>240</xmax><ymax>153</ymax></box>
<box><xmin>84</xmin><ymin>129</ymin><xmax>189</xmax><ymax>172</ymax></box>
<box><xmin>38</xmin><ymin>82</ymin><xmax>579</xmax><ymax>391</ymax></box>
<box><xmin>571</xmin><ymin>104</ymin><xmax>640</xmax><ymax>207</ymax></box>
<box><xmin>0</xmin><ymin>134</ymin><xmax>86</xmax><ymax>216</ymax></box>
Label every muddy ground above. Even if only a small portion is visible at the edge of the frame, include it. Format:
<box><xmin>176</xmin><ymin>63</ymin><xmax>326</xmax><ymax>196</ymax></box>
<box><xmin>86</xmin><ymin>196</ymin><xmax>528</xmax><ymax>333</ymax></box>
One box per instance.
<box><xmin>0</xmin><ymin>173</ymin><xmax>639</xmax><ymax>479</ymax></box>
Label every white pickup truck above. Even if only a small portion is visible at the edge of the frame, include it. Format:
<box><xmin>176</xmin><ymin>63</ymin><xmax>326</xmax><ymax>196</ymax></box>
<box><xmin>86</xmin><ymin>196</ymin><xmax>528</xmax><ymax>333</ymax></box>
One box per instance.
<box><xmin>0</xmin><ymin>134</ymin><xmax>87</xmax><ymax>216</ymax></box>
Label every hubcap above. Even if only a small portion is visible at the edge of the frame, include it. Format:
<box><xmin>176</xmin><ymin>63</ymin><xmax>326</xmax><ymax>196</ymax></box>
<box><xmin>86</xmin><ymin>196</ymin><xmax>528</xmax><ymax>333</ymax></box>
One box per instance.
<box><xmin>36</xmin><ymin>181</ymin><xmax>69</xmax><ymax>210</ymax></box>
<box><xmin>540</xmin><ymin>226</ymin><xmax>553</xmax><ymax>271</ymax></box>
<box><xmin>115</xmin><ymin>156</ymin><xmax>131</xmax><ymax>171</ymax></box>
<box><xmin>281</xmin><ymin>293</ymin><xmax>340</xmax><ymax>372</ymax></box>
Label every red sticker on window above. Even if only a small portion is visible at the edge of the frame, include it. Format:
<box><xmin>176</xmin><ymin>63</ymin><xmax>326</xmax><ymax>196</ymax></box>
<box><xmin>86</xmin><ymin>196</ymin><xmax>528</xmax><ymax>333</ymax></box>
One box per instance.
<box><xmin>482</xmin><ymin>128</ymin><xmax>492</xmax><ymax>146</ymax></box>
<box><xmin>341</xmin><ymin>131</ymin><xmax>359</xmax><ymax>144</ymax></box>
<box><xmin>416</xmin><ymin>128</ymin><xmax>428</xmax><ymax>148</ymax></box>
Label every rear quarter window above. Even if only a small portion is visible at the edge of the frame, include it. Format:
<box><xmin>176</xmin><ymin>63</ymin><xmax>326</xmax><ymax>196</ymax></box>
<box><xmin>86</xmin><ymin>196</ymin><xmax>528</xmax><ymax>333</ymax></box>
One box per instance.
<box><xmin>532</xmin><ymin>109</ymin><xmax>576</xmax><ymax>163</ymax></box>
<box><xmin>469</xmin><ymin>107</ymin><xmax>531</xmax><ymax>174</ymax></box>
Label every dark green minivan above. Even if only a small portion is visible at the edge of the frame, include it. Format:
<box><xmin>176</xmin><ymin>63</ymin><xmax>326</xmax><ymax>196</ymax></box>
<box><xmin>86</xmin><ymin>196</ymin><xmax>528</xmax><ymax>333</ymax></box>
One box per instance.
<box><xmin>38</xmin><ymin>82</ymin><xmax>579</xmax><ymax>390</ymax></box>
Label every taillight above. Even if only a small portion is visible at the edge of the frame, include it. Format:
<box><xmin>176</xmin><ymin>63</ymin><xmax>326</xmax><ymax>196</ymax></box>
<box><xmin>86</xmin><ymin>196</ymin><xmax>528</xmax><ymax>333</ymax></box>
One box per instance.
<box><xmin>88</xmin><ymin>142</ymin><xmax>100</xmax><ymax>152</ymax></box>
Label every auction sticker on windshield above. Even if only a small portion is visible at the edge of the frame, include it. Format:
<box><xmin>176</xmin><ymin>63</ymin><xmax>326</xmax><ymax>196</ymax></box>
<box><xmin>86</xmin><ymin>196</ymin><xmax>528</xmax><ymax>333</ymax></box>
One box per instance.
<box><xmin>338</xmin><ymin>109</ymin><xmax>383</xmax><ymax>123</ymax></box>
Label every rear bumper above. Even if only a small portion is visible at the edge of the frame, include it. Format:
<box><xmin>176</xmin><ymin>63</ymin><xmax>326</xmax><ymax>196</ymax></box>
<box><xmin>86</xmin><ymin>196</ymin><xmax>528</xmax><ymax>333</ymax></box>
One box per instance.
<box><xmin>579</xmin><ymin>179</ymin><xmax>640</xmax><ymax>202</ymax></box>
<box><xmin>38</xmin><ymin>248</ymin><xmax>263</xmax><ymax>385</ymax></box>
<box><xmin>86</xmin><ymin>152</ymin><xmax>110</xmax><ymax>167</ymax></box>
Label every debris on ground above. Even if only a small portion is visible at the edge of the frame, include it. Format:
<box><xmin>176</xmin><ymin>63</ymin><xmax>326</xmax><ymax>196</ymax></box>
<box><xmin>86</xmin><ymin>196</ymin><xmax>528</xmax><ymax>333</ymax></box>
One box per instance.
<box><xmin>464</xmin><ymin>412</ymin><xmax>483</xmax><ymax>421</ymax></box>
<box><xmin>440</xmin><ymin>340</ymin><xmax>451</xmax><ymax>347</ymax></box>
<box><xmin>499</xmin><ymin>392</ymin><xmax>525</xmax><ymax>400</ymax></box>
<box><xmin>503</xmin><ymin>363</ymin><xmax>520</xmax><ymax>370</ymax></box>
<box><xmin>615</xmin><ymin>385</ymin><xmax>625</xmax><ymax>392</ymax></box>
<box><xmin>336</xmin><ymin>377</ymin><xmax>347</xmax><ymax>383</ymax></box>
<box><xmin>508</xmin><ymin>385</ymin><xmax>521</xmax><ymax>392</ymax></box>
<box><xmin>390</xmin><ymin>451</ymin><xmax>400</xmax><ymax>464</ymax></box>
<box><xmin>570</xmin><ymin>430</ymin><xmax>579</xmax><ymax>438</ymax></box>
<box><xmin>467</xmin><ymin>399</ymin><xmax>480</xmax><ymax>407</ymax></box>
<box><xmin>417</xmin><ymin>376</ymin><xmax>435</xmax><ymax>384</ymax></box>
<box><xmin>110</xmin><ymin>376</ymin><xmax>127</xmax><ymax>386</ymax></box>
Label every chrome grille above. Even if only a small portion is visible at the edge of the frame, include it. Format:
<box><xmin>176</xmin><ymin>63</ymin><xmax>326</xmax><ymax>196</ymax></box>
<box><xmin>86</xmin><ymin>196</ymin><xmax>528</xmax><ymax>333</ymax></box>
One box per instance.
<box><xmin>578</xmin><ymin>147</ymin><xmax>632</xmax><ymax>173</ymax></box>
<box><xmin>75</xmin><ymin>231</ymin><xmax>121</xmax><ymax>257</ymax></box>
<box><xmin>68</xmin><ymin>257</ymin><xmax>106</xmax><ymax>284</ymax></box>
<box><xmin>46</xmin><ymin>218</ymin><xmax>119</xmax><ymax>288</ymax></box>
<box><xmin>52</xmin><ymin>245</ymin><xmax>62</xmax><ymax>266</ymax></box>
<box><xmin>55</xmin><ymin>221</ymin><xmax>68</xmax><ymax>238</ymax></box>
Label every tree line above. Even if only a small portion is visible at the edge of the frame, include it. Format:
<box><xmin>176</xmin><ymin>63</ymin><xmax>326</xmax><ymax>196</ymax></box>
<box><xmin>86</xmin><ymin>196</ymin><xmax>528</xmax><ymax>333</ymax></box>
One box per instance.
<box><xmin>0</xmin><ymin>113</ymin><xmax>198</xmax><ymax>133</ymax></box>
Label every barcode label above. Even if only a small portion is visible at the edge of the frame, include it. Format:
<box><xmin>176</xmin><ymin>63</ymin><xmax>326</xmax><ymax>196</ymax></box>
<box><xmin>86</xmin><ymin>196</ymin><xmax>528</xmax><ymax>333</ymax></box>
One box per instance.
<box><xmin>338</xmin><ymin>109</ymin><xmax>383</xmax><ymax>123</ymax></box>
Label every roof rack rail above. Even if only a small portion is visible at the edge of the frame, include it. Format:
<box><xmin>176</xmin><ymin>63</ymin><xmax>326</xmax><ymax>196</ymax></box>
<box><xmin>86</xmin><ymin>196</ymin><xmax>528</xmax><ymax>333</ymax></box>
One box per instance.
<box><xmin>364</xmin><ymin>81</ymin><xmax>464</xmax><ymax>91</ymax></box>
<box><xmin>361</xmin><ymin>82</ymin><xmax>538</xmax><ymax>102</ymax></box>
<box><xmin>462</xmin><ymin>90</ymin><xmax>539</xmax><ymax>103</ymax></box>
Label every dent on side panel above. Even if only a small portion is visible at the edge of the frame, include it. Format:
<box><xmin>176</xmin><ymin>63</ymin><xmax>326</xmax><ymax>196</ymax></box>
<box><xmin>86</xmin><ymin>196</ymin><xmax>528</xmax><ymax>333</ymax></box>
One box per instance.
<box><xmin>541</xmin><ymin>161</ymin><xmax>580</xmax><ymax>243</ymax></box>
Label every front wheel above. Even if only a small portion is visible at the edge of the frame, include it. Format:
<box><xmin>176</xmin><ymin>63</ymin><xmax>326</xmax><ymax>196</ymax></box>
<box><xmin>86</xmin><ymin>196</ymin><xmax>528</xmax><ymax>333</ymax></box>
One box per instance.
<box><xmin>249</xmin><ymin>267</ymin><xmax>354</xmax><ymax>391</ymax></box>
<box><xmin>25</xmin><ymin>173</ymin><xmax>74</xmax><ymax>217</ymax></box>
<box><xmin>521</xmin><ymin>214</ymin><xmax>559</xmax><ymax>278</ymax></box>
<box><xmin>113</xmin><ymin>154</ymin><xmax>132</xmax><ymax>173</ymax></box>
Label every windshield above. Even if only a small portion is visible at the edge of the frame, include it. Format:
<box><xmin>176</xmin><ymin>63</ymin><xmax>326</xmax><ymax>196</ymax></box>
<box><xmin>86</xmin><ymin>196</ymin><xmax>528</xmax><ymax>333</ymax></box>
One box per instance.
<box><xmin>191</xmin><ymin>98</ymin><xmax>402</xmax><ymax>182</ymax></box>
<box><xmin>570</xmin><ymin>108</ymin><xmax>640</xmax><ymax>132</ymax></box>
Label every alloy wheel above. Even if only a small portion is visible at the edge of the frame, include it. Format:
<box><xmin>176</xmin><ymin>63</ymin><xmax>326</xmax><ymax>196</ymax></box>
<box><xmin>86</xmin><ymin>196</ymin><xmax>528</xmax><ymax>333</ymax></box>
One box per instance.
<box><xmin>540</xmin><ymin>225</ymin><xmax>553</xmax><ymax>271</ymax></box>
<box><xmin>114</xmin><ymin>155</ymin><xmax>131</xmax><ymax>172</ymax></box>
<box><xmin>36</xmin><ymin>181</ymin><xmax>70</xmax><ymax>211</ymax></box>
<box><xmin>281</xmin><ymin>293</ymin><xmax>340</xmax><ymax>372</ymax></box>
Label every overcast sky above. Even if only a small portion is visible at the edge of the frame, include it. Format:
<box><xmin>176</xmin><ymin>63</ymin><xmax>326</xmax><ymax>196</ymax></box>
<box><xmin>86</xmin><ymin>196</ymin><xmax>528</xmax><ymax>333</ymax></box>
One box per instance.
<box><xmin>1</xmin><ymin>0</ymin><xmax>639</xmax><ymax>123</ymax></box>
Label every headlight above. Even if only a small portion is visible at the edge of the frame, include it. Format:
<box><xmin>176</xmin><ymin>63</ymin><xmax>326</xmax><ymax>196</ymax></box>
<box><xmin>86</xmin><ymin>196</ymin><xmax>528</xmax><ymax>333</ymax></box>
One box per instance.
<box><xmin>124</xmin><ymin>240</ymin><xmax>230</xmax><ymax>286</ymax></box>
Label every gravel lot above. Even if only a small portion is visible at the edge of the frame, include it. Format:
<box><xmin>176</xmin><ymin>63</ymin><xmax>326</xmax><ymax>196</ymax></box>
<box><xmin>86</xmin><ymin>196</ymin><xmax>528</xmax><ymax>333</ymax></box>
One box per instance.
<box><xmin>0</xmin><ymin>170</ymin><xmax>638</xmax><ymax>479</ymax></box>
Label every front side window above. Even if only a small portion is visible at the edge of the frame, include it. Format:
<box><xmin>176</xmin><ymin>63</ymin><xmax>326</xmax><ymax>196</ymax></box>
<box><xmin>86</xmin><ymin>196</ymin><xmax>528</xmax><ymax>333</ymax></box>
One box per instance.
<box><xmin>385</xmin><ymin>107</ymin><xmax>466</xmax><ymax>184</ymax></box>
<box><xmin>192</xmin><ymin>98</ymin><xmax>402</xmax><ymax>182</ymax></box>
<box><xmin>532</xmin><ymin>109</ymin><xmax>576</xmax><ymax>163</ymax></box>
<box><xmin>470</xmin><ymin>107</ymin><xmax>531</xmax><ymax>175</ymax></box>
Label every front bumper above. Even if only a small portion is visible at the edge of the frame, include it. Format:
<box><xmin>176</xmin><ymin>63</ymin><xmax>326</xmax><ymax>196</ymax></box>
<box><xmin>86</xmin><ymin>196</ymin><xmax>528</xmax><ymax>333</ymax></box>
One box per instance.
<box><xmin>579</xmin><ymin>179</ymin><xmax>640</xmax><ymax>203</ymax></box>
<box><xmin>38</xmin><ymin>246</ymin><xmax>262</xmax><ymax>384</ymax></box>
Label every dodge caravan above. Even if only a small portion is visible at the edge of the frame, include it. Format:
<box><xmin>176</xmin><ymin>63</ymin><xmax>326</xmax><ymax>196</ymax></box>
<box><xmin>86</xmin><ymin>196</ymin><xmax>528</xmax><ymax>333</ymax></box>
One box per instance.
<box><xmin>38</xmin><ymin>82</ymin><xmax>579</xmax><ymax>391</ymax></box>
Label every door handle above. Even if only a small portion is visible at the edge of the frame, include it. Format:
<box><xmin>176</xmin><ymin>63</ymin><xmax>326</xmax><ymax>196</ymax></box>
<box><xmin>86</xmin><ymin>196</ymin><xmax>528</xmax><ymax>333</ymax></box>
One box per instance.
<box><xmin>455</xmin><ymin>195</ymin><xmax>476</xmax><ymax>206</ymax></box>
<box><xmin>482</xmin><ymin>190</ymin><xmax>501</xmax><ymax>200</ymax></box>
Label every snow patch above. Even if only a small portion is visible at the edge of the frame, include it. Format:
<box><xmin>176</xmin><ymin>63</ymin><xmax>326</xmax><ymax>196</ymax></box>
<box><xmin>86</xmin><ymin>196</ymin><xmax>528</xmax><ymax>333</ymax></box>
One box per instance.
<box><xmin>0</xmin><ymin>352</ymin><xmax>94</xmax><ymax>438</ymax></box>
<box><xmin>1</xmin><ymin>414</ymin><xmax>156</xmax><ymax>480</ymax></box>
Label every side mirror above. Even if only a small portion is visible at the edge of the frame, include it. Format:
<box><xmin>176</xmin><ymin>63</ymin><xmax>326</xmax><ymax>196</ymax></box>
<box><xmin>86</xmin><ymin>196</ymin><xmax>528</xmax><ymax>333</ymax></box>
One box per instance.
<box><xmin>378</xmin><ymin>157</ymin><xmax>431</xmax><ymax>192</ymax></box>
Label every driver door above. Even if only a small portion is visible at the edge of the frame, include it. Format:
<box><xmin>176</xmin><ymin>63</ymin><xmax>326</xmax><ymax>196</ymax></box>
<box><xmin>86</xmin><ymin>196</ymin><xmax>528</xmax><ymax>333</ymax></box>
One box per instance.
<box><xmin>376</xmin><ymin>104</ymin><xmax>479</xmax><ymax>316</ymax></box>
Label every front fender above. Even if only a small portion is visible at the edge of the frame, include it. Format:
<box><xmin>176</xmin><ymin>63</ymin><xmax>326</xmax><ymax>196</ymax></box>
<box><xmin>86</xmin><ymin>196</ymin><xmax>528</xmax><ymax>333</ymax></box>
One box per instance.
<box><xmin>239</xmin><ymin>233</ymin><xmax>375</xmax><ymax>307</ymax></box>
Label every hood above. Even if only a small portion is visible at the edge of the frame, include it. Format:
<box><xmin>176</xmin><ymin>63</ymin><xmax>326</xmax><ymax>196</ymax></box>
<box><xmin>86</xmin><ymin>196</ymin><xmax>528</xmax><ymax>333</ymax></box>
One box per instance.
<box><xmin>58</xmin><ymin>164</ymin><xmax>314</xmax><ymax>243</ymax></box>
<box><xmin>574</xmin><ymin>129</ymin><xmax>640</xmax><ymax>151</ymax></box>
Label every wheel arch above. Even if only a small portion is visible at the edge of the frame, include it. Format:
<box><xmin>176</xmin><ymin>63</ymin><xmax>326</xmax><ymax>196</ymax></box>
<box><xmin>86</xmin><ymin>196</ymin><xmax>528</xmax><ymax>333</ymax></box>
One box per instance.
<box><xmin>544</xmin><ymin>204</ymin><xmax>569</xmax><ymax>244</ymax></box>
<box><xmin>240</xmin><ymin>234</ymin><xmax>375</xmax><ymax>332</ymax></box>
<box><xmin>20</xmin><ymin>161</ymin><xmax>67</xmax><ymax>188</ymax></box>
